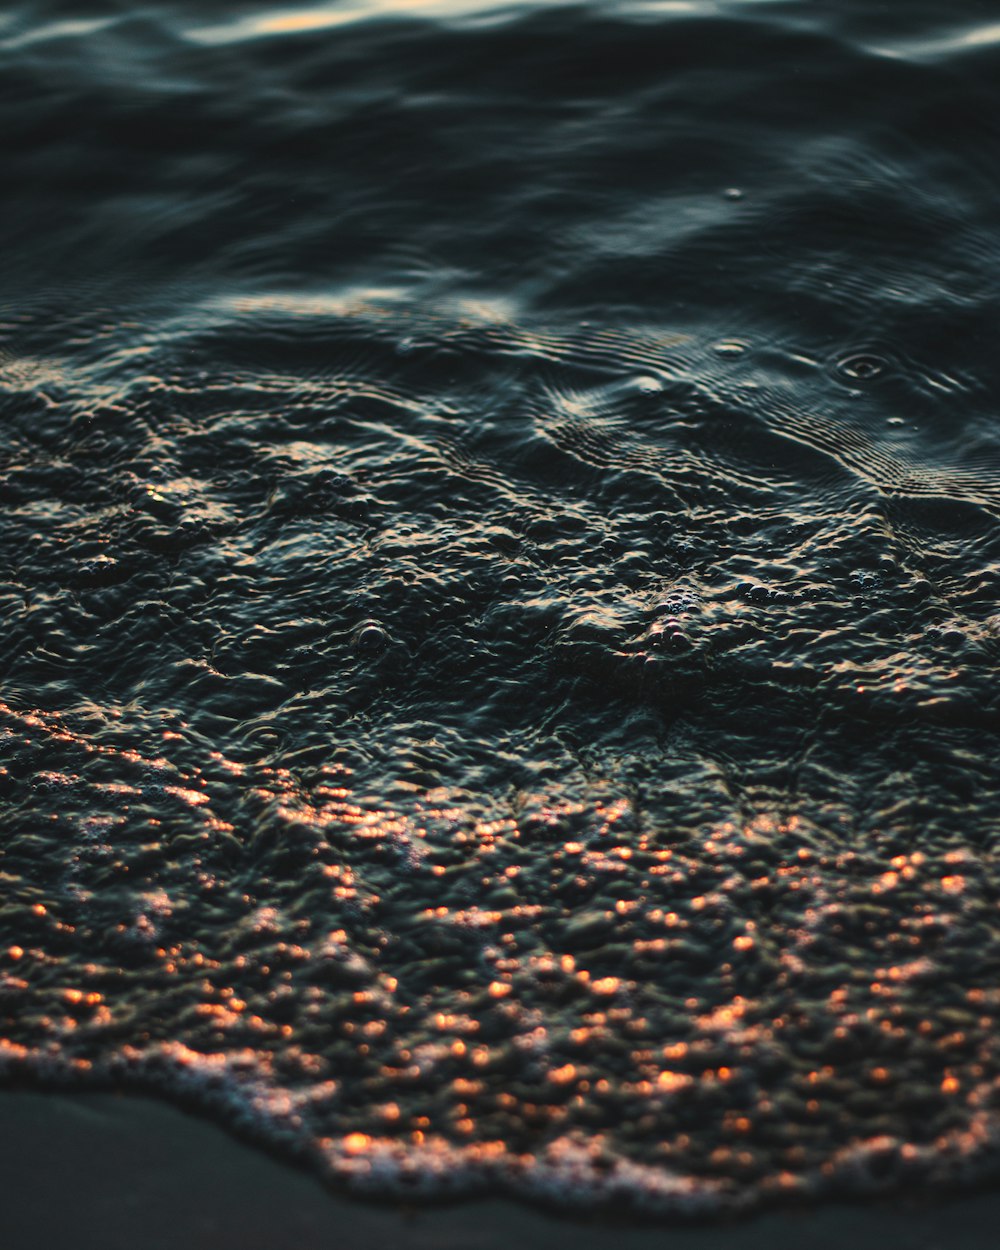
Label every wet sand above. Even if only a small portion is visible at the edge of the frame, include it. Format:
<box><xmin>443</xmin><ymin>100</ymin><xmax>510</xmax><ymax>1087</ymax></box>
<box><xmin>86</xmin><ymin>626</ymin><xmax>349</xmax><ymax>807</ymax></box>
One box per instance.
<box><xmin>0</xmin><ymin>1091</ymin><xmax>997</xmax><ymax>1250</ymax></box>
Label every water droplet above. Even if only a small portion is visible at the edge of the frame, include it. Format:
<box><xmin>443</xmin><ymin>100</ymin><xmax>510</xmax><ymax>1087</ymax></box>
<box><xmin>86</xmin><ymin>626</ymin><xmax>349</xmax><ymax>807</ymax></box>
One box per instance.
<box><xmin>713</xmin><ymin>341</ymin><xmax>747</xmax><ymax>358</ymax></box>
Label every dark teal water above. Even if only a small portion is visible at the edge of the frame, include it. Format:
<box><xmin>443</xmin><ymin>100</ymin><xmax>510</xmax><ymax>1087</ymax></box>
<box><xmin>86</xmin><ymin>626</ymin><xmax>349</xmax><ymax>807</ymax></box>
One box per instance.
<box><xmin>3</xmin><ymin>0</ymin><xmax>1000</xmax><ymax>1215</ymax></box>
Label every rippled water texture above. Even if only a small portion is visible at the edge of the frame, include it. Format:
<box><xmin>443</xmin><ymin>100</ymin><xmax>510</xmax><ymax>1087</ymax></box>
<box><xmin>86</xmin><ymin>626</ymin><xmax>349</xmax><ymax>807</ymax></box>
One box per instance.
<box><xmin>3</xmin><ymin>0</ymin><xmax>1000</xmax><ymax>1215</ymax></box>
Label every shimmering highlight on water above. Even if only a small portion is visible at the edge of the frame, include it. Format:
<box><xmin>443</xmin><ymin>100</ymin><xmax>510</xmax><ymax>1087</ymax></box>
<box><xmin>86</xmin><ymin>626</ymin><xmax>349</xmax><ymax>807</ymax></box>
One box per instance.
<box><xmin>2</xmin><ymin>0</ymin><xmax>1000</xmax><ymax>1217</ymax></box>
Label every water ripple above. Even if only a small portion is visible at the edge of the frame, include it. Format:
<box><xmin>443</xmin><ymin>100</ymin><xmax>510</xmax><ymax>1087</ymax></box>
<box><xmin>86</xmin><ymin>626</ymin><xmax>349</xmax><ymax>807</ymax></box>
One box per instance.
<box><xmin>3</xmin><ymin>0</ymin><xmax>1000</xmax><ymax>1218</ymax></box>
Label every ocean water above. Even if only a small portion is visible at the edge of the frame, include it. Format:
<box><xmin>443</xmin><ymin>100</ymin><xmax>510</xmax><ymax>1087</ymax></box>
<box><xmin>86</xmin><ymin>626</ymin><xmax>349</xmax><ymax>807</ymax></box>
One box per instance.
<box><xmin>3</xmin><ymin>0</ymin><xmax>1000</xmax><ymax>1216</ymax></box>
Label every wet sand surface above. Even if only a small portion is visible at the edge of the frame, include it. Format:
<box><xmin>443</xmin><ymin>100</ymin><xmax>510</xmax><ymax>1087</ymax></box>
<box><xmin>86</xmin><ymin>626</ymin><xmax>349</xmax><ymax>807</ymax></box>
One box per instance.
<box><xmin>1</xmin><ymin>1091</ymin><xmax>998</xmax><ymax>1250</ymax></box>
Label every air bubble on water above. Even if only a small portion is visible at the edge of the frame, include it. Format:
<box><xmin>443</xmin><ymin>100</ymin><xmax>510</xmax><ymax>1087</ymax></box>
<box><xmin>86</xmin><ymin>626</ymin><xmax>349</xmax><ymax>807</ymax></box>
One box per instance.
<box><xmin>712</xmin><ymin>340</ymin><xmax>747</xmax><ymax>358</ymax></box>
<box><xmin>355</xmin><ymin>620</ymin><xmax>389</xmax><ymax>655</ymax></box>
<box><xmin>654</xmin><ymin>590</ymin><xmax>700</xmax><ymax>616</ymax></box>
<box><xmin>837</xmin><ymin>352</ymin><xmax>887</xmax><ymax>381</ymax></box>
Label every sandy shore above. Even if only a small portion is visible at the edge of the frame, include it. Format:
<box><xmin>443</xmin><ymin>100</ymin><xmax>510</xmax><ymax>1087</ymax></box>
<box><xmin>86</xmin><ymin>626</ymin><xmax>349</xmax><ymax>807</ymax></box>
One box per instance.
<box><xmin>1</xmin><ymin>1090</ymin><xmax>998</xmax><ymax>1250</ymax></box>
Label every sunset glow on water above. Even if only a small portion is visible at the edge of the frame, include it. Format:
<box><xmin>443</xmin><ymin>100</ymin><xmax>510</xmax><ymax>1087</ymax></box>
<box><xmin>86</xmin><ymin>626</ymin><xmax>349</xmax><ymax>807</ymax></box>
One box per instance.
<box><xmin>3</xmin><ymin>0</ymin><xmax>1000</xmax><ymax>1217</ymax></box>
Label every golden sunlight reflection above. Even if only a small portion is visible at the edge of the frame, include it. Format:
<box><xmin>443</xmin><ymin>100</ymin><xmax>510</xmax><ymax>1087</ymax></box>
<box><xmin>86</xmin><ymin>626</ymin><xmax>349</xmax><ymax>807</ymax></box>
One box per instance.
<box><xmin>190</xmin><ymin>0</ymin><xmax>578</xmax><ymax>45</ymax></box>
<box><xmin>872</xmin><ymin>20</ymin><xmax>1000</xmax><ymax>60</ymax></box>
<box><xmin>5</xmin><ymin>674</ymin><xmax>999</xmax><ymax>1204</ymax></box>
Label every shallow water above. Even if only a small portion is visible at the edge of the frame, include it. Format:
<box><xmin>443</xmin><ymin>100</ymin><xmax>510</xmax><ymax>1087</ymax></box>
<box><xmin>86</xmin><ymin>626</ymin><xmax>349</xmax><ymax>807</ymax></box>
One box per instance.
<box><xmin>3</xmin><ymin>0</ymin><xmax>1000</xmax><ymax>1215</ymax></box>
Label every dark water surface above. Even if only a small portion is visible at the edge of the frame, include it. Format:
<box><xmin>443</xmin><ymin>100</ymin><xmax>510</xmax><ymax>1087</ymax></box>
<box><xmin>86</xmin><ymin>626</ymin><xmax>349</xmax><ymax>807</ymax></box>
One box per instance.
<box><xmin>3</xmin><ymin>0</ymin><xmax>1000</xmax><ymax>1215</ymax></box>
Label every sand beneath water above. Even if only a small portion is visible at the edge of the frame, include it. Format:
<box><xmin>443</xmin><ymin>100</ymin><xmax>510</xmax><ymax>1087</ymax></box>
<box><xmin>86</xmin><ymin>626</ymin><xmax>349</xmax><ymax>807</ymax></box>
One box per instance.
<box><xmin>1</xmin><ymin>1091</ymin><xmax>998</xmax><ymax>1250</ymax></box>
